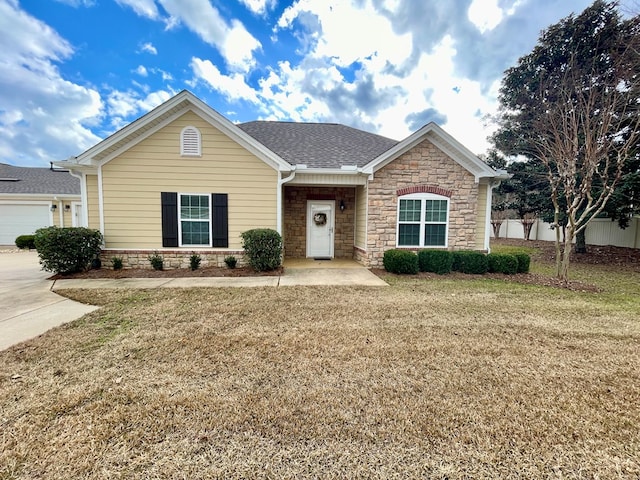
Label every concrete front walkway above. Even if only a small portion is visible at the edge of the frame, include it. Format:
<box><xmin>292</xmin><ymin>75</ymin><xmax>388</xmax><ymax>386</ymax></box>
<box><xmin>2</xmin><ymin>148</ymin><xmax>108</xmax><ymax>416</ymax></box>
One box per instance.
<box><xmin>0</xmin><ymin>251</ymin><xmax>99</xmax><ymax>351</ymax></box>
<box><xmin>51</xmin><ymin>258</ymin><xmax>388</xmax><ymax>290</ymax></box>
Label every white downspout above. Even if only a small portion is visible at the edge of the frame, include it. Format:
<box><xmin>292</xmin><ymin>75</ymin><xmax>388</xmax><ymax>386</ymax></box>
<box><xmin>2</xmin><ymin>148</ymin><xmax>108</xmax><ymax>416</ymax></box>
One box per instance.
<box><xmin>97</xmin><ymin>165</ymin><xmax>105</xmax><ymax>235</ymax></box>
<box><xmin>277</xmin><ymin>169</ymin><xmax>296</xmax><ymax>235</ymax></box>
<box><xmin>485</xmin><ymin>181</ymin><xmax>496</xmax><ymax>253</ymax></box>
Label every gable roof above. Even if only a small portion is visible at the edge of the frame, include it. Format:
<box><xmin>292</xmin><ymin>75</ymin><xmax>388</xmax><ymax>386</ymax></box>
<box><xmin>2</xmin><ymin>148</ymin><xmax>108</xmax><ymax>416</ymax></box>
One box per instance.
<box><xmin>238</xmin><ymin>121</ymin><xmax>398</xmax><ymax>169</ymax></box>
<box><xmin>58</xmin><ymin>90</ymin><xmax>291</xmax><ymax>172</ymax></box>
<box><xmin>0</xmin><ymin>163</ymin><xmax>80</xmax><ymax>195</ymax></box>
<box><xmin>55</xmin><ymin>90</ymin><xmax>502</xmax><ymax>181</ymax></box>
<box><xmin>363</xmin><ymin>122</ymin><xmax>499</xmax><ymax>181</ymax></box>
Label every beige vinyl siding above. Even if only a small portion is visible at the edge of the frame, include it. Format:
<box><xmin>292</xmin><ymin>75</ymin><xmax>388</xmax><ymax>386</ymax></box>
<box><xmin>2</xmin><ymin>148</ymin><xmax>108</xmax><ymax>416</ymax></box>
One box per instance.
<box><xmin>101</xmin><ymin>111</ymin><xmax>277</xmax><ymax>249</ymax></box>
<box><xmin>355</xmin><ymin>185</ymin><xmax>367</xmax><ymax>248</ymax></box>
<box><xmin>86</xmin><ymin>175</ymin><xmax>100</xmax><ymax>230</ymax></box>
<box><xmin>475</xmin><ymin>183</ymin><xmax>488</xmax><ymax>249</ymax></box>
<box><xmin>52</xmin><ymin>208</ymin><xmax>61</xmax><ymax>227</ymax></box>
<box><xmin>62</xmin><ymin>204</ymin><xmax>73</xmax><ymax>227</ymax></box>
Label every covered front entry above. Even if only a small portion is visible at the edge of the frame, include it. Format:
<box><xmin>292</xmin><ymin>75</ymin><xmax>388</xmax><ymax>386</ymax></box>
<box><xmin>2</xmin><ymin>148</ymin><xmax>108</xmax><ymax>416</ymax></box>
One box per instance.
<box><xmin>307</xmin><ymin>200</ymin><xmax>334</xmax><ymax>258</ymax></box>
<box><xmin>283</xmin><ymin>185</ymin><xmax>357</xmax><ymax>260</ymax></box>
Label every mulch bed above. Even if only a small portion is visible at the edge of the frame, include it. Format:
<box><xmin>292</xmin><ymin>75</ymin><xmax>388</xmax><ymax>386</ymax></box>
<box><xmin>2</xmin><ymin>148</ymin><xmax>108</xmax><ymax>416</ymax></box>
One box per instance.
<box><xmin>50</xmin><ymin>266</ymin><xmax>282</xmax><ymax>280</ymax></box>
<box><xmin>50</xmin><ymin>239</ymin><xmax>639</xmax><ymax>292</ymax></box>
<box><xmin>496</xmin><ymin>238</ymin><xmax>640</xmax><ymax>267</ymax></box>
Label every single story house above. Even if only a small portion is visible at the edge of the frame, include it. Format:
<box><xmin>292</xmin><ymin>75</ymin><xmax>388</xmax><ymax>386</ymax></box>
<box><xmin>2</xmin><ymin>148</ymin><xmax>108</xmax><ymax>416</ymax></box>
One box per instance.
<box><xmin>56</xmin><ymin>90</ymin><xmax>507</xmax><ymax>268</ymax></box>
<box><xmin>0</xmin><ymin>163</ymin><xmax>81</xmax><ymax>246</ymax></box>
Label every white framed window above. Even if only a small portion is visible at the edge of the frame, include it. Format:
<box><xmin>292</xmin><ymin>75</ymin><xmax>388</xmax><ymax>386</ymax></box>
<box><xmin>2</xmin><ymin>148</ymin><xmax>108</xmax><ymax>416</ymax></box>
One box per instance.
<box><xmin>178</xmin><ymin>194</ymin><xmax>211</xmax><ymax>246</ymax></box>
<box><xmin>397</xmin><ymin>193</ymin><xmax>449</xmax><ymax>247</ymax></box>
<box><xmin>180</xmin><ymin>126</ymin><xmax>201</xmax><ymax>156</ymax></box>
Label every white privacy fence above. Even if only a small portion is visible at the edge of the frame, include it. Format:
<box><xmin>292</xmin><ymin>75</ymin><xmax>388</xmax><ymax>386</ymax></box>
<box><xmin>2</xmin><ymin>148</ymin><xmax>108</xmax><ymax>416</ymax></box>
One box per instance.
<box><xmin>492</xmin><ymin>217</ymin><xmax>640</xmax><ymax>249</ymax></box>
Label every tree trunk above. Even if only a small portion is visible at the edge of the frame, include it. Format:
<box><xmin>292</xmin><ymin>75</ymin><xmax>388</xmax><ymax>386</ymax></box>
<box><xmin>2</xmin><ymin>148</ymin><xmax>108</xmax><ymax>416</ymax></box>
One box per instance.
<box><xmin>559</xmin><ymin>224</ymin><xmax>577</xmax><ymax>282</ymax></box>
<box><xmin>521</xmin><ymin>219</ymin><xmax>534</xmax><ymax>240</ymax></box>
<box><xmin>554</xmin><ymin>210</ymin><xmax>562</xmax><ymax>278</ymax></box>
<box><xmin>491</xmin><ymin>220</ymin><xmax>503</xmax><ymax>238</ymax></box>
<box><xmin>575</xmin><ymin>228</ymin><xmax>587</xmax><ymax>254</ymax></box>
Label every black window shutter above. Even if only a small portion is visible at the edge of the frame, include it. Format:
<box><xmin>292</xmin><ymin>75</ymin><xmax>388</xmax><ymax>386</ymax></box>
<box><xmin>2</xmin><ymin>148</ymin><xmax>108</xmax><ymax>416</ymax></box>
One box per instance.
<box><xmin>212</xmin><ymin>193</ymin><xmax>228</xmax><ymax>248</ymax></box>
<box><xmin>161</xmin><ymin>192</ymin><xmax>178</xmax><ymax>247</ymax></box>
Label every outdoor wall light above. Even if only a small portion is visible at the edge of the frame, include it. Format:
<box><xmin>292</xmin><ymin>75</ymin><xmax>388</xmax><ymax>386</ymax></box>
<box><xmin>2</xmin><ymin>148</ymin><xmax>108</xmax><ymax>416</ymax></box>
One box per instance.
<box><xmin>64</xmin><ymin>204</ymin><xmax>71</xmax><ymax>211</ymax></box>
<box><xmin>50</xmin><ymin>204</ymin><xmax>57</xmax><ymax>212</ymax></box>
<box><xmin>339</xmin><ymin>200</ymin><xmax>346</xmax><ymax>212</ymax></box>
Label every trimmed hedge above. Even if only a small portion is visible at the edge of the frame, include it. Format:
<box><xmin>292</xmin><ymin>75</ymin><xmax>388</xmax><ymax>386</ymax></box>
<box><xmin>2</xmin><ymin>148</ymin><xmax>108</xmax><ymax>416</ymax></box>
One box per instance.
<box><xmin>241</xmin><ymin>228</ymin><xmax>282</xmax><ymax>271</ymax></box>
<box><xmin>383</xmin><ymin>249</ymin><xmax>532</xmax><ymax>277</ymax></box>
<box><xmin>452</xmin><ymin>250</ymin><xmax>489</xmax><ymax>274</ymax></box>
<box><xmin>383</xmin><ymin>249</ymin><xmax>419</xmax><ymax>274</ymax></box>
<box><xmin>15</xmin><ymin>235</ymin><xmax>36</xmax><ymax>250</ymax></box>
<box><xmin>487</xmin><ymin>253</ymin><xmax>519</xmax><ymax>275</ymax></box>
<box><xmin>418</xmin><ymin>249</ymin><xmax>453</xmax><ymax>275</ymax></box>
<box><xmin>514</xmin><ymin>253</ymin><xmax>531</xmax><ymax>273</ymax></box>
<box><xmin>34</xmin><ymin>227</ymin><xmax>103</xmax><ymax>274</ymax></box>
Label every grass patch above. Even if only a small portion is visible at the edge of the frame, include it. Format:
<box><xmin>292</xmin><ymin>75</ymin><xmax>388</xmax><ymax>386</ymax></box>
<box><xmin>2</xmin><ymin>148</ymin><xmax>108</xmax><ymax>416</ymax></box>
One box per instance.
<box><xmin>1</xmin><ymin>271</ymin><xmax>640</xmax><ymax>478</ymax></box>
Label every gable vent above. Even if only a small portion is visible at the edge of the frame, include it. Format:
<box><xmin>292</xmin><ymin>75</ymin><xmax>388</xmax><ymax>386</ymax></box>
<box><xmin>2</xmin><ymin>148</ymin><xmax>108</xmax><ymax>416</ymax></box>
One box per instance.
<box><xmin>181</xmin><ymin>126</ymin><xmax>201</xmax><ymax>156</ymax></box>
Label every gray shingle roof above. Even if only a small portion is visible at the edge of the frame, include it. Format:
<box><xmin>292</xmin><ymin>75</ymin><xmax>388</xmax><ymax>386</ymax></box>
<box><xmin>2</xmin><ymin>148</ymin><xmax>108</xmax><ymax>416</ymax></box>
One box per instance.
<box><xmin>0</xmin><ymin>163</ymin><xmax>80</xmax><ymax>195</ymax></box>
<box><xmin>238</xmin><ymin>121</ymin><xmax>398</xmax><ymax>168</ymax></box>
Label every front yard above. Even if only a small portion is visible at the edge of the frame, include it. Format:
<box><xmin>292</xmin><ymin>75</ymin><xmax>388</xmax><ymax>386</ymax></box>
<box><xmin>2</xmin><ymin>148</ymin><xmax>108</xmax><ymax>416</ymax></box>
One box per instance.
<box><xmin>1</xmin><ymin>244</ymin><xmax>639</xmax><ymax>478</ymax></box>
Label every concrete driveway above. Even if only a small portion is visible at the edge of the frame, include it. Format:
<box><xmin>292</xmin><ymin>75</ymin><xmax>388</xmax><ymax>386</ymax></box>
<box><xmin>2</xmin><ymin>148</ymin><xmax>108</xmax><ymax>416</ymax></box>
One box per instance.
<box><xmin>0</xmin><ymin>250</ymin><xmax>98</xmax><ymax>351</ymax></box>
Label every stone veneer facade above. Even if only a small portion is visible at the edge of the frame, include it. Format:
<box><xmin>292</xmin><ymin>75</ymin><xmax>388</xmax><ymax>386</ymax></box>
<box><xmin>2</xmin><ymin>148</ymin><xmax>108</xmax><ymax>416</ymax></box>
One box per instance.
<box><xmin>364</xmin><ymin>138</ymin><xmax>481</xmax><ymax>267</ymax></box>
<box><xmin>99</xmin><ymin>249</ymin><xmax>246</xmax><ymax>270</ymax></box>
<box><xmin>283</xmin><ymin>186</ymin><xmax>356</xmax><ymax>258</ymax></box>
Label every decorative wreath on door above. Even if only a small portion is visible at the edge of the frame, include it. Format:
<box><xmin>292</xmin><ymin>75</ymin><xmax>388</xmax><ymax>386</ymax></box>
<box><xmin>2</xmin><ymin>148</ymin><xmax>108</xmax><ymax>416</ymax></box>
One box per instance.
<box><xmin>313</xmin><ymin>212</ymin><xmax>327</xmax><ymax>226</ymax></box>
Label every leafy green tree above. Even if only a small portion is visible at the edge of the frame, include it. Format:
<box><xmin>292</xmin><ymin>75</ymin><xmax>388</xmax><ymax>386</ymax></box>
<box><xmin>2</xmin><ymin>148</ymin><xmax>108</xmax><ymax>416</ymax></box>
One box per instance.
<box><xmin>492</xmin><ymin>1</ymin><xmax>640</xmax><ymax>281</ymax></box>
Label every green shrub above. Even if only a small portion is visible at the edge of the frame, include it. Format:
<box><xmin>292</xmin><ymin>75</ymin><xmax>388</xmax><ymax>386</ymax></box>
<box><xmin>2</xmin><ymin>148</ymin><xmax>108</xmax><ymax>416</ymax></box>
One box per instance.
<box><xmin>418</xmin><ymin>249</ymin><xmax>453</xmax><ymax>274</ymax></box>
<box><xmin>34</xmin><ymin>226</ymin><xmax>103</xmax><ymax>274</ymax></box>
<box><xmin>190</xmin><ymin>253</ymin><xmax>201</xmax><ymax>271</ymax></box>
<box><xmin>514</xmin><ymin>253</ymin><xmax>531</xmax><ymax>273</ymax></box>
<box><xmin>148</xmin><ymin>252</ymin><xmax>163</xmax><ymax>271</ymax></box>
<box><xmin>240</xmin><ymin>229</ymin><xmax>282</xmax><ymax>271</ymax></box>
<box><xmin>112</xmin><ymin>257</ymin><xmax>123</xmax><ymax>270</ymax></box>
<box><xmin>487</xmin><ymin>253</ymin><xmax>518</xmax><ymax>275</ymax></box>
<box><xmin>224</xmin><ymin>255</ymin><xmax>237</xmax><ymax>269</ymax></box>
<box><xmin>15</xmin><ymin>235</ymin><xmax>36</xmax><ymax>250</ymax></box>
<box><xmin>383</xmin><ymin>249</ymin><xmax>419</xmax><ymax>274</ymax></box>
<box><xmin>452</xmin><ymin>250</ymin><xmax>488</xmax><ymax>274</ymax></box>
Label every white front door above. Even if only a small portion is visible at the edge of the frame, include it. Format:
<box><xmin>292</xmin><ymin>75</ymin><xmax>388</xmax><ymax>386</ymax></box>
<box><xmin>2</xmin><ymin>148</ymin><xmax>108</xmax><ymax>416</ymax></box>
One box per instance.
<box><xmin>72</xmin><ymin>202</ymin><xmax>83</xmax><ymax>227</ymax></box>
<box><xmin>306</xmin><ymin>200</ymin><xmax>335</xmax><ymax>258</ymax></box>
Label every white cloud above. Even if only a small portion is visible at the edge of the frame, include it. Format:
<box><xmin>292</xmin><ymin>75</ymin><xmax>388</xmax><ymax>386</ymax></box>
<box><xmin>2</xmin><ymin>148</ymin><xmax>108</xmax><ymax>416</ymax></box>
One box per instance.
<box><xmin>190</xmin><ymin>58</ymin><xmax>260</xmax><ymax>104</ymax></box>
<box><xmin>157</xmin><ymin>0</ymin><xmax>261</xmax><ymax>72</ymax></box>
<box><xmin>106</xmin><ymin>88</ymin><xmax>174</xmax><ymax>130</ymax></box>
<box><xmin>139</xmin><ymin>42</ymin><xmax>158</xmax><ymax>55</ymax></box>
<box><xmin>267</xmin><ymin>0</ymin><xmax>515</xmax><ymax>150</ymax></box>
<box><xmin>277</xmin><ymin>0</ymin><xmax>411</xmax><ymax>68</ymax></box>
<box><xmin>135</xmin><ymin>65</ymin><xmax>148</xmax><ymax>76</ymax></box>
<box><xmin>238</xmin><ymin>0</ymin><xmax>275</xmax><ymax>15</ymax></box>
<box><xmin>0</xmin><ymin>0</ymin><xmax>102</xmax><ymax>166</ymax></box>
<box><xmin>467</xmin><ymin>0</ymin><xmax>504</xmax><ymax>33</ymax></box>
<box><xmin>114</xmin><ymin>0</ymin><xmax>160</xmax><ymax>19</ymax></box>
<box><xmin>54</xmin><ymin>0</ymin><xmax>96</xmax><ymax>6</ymax></box>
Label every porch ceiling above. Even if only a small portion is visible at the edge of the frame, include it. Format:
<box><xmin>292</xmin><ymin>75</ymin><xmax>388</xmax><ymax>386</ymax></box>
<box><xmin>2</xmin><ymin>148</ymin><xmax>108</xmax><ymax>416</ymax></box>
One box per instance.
<box><xmin>287</xmin><ymin>172</ymin><xmax>367</xmax><ymax>186</ymax></box>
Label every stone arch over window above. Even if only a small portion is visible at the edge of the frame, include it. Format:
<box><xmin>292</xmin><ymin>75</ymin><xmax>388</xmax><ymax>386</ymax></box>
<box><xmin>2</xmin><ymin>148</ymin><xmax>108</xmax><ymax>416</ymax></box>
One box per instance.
<box><xmin>396</xmin><ymin>185</ymin><xmax>452</xmax><ymax>198</ymax></box>
<box><xmin>181</xmin><ymin>126</ymin><xmax>201</xmax><ymax>156</ymax></box>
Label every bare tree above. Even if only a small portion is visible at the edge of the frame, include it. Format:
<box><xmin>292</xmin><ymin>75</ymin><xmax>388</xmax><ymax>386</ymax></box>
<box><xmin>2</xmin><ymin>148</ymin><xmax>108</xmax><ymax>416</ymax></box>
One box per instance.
<box><xmin>532</xmin><ymin>51</ymin><xmax>640</xmax><ymax>280</ymax></box>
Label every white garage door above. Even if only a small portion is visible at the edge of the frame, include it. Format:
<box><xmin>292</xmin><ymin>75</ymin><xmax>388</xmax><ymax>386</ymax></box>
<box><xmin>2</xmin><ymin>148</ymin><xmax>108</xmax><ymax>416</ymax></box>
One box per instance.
<box><xmin>0</xmin><ymin>204</ymin><xmax>51</xmax><ymax>245</ymax></box>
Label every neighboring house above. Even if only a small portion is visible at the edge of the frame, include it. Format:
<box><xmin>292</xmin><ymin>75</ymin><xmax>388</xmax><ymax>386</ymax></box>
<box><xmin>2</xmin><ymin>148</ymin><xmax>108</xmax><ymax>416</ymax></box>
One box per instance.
<box><xmin>56</xmin><ymin>90</ymin><xmax>507</xmax><ymax>268</ymax></box>
<box><xmin>0</xmin><ymin>163</ymin><xmax>81</xmax><ymax>245</ymax></box>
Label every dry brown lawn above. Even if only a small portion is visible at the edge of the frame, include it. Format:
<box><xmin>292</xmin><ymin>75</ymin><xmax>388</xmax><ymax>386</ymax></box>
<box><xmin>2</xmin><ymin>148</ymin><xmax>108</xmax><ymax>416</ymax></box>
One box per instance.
<box><xmin>1</xmin><ymin>267</ymin><xmax>639</xmax><ymax>478</ymax></box>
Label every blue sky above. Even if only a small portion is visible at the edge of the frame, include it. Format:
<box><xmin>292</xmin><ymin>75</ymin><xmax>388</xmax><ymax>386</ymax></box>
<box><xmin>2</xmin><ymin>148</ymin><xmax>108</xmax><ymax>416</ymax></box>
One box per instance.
<box><xmin>1</xmin><ymin>0</ymin><xmax>601</xmax><ymax>167</ymax></box>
